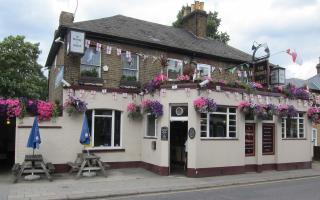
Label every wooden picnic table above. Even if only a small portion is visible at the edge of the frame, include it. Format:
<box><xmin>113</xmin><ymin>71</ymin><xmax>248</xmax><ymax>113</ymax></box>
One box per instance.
<box><xmin>74</xmin><ymin>153</ymin><xmax>107</xmax><ymax>179</ymax></box>
<box><xmin>13</xmin><ymin>154</ymin><xmax>54</xmax><ymax>183</ymax></box>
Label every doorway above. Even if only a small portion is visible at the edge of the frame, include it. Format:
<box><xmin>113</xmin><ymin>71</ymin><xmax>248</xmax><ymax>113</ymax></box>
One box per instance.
<box><xmin>170</xmin><ymin>121</ymin><xmax>188</xmax><ymax>175</ymax></box>
<box><xmin>0</xmin><ymin>117</ymin><xmax>16</xmax><ymax>172</ymax></box>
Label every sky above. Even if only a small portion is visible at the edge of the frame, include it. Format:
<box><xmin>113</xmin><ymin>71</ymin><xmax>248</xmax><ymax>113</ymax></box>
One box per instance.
<box><xmin>0</xmin><ymin>0</ymin><xmax>319</xmax><ymax>79</ymax></box>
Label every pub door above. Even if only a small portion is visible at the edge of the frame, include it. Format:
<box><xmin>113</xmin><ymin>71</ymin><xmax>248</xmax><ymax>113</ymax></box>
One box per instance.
<box><xmin>169</xmin><ymin>121</ymin><xmax>188</xmax><ymax>175</ymax></box>
<box><xmin>0</xmin><ymin>117</ymin><xmax>16</xmax><ymax>172</ymax></box>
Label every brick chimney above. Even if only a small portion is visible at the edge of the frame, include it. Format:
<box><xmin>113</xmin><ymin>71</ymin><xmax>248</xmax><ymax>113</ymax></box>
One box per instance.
<box><xmin>59</xmin><ymin>11</ymin><xmax>74</xmax><ymax>26</ymax></box>
<box><xmin>317</xmin><ymin>57</ymin><xmax>320</xmax><ymax>74</ymax></box>
<box><xmin>181</xmin><ymin>1</ymin><xmax>207</xmax><ymax>38</ymax></box>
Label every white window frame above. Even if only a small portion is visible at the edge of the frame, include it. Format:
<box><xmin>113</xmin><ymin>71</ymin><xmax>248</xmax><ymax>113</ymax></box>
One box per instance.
<box><xmin>80</xmin><ymin>47</ymin><xmax>102</xmax><ymax>78</ymax></box>
<box><xmin>88</xmin><ymin>109</ymin><xmax>122</xmax><ymax>149</ymax></box>
<box><xmin>201</xmin><ymin>107</ymin><xmax>237</xmax><ymax>139</ymax></box>
<box><xmin>121</xmin><ymin>52</ymin><xmax>139</xmax><ymax>80</ymax></box>
<box><xmin>281</xmin><ymin>113</ymin><xmax>305</xmax><ymax>139</ymax></box>
<box><xmin>197</xmin><ymin>63</ymin><xmax>211</xmax><ymax>78</ymax></box>
<box><xmin>145</xmin><ymin>114</ymin><xmax>157</xmax><ymax>138</ymax></box>
<box><xmin>166</xmin><ymin>58</ymin><xmax>183</xmax><ymax>81</ymax></box>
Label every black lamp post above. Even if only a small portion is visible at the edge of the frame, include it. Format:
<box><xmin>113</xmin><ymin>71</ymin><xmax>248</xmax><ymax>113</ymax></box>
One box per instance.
<box><xmin>270</xmin><ymin>66</ymin><xmax>286</xmax><ymax>85</ymax></box>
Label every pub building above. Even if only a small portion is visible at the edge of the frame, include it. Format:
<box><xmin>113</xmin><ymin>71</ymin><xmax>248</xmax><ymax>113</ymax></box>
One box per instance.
<box><xmin>14</xmin><ymin>2</ymin><xmax>313</xmax><ymax>177</ymax></box>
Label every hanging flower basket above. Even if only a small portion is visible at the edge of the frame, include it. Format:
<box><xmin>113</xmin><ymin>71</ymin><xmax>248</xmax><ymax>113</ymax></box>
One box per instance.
<box><xmin>143</xmin><ymin>73</ymin><xmax>167</xmax><ymax>94</ymax></box>
<box><xmin>307</xmin><ymin>107</ymin><xmax>320</xmax><ymax>124</ymax></box>
<box><xmin>141</xmin><ymin>99</ymin><xmax>163</xmax><ymax>118</ymax></box>
<box><xmin>238</xmin><ymin>101</ymin><xmax>256</xmax><ymax>115</ymax></box>
<box><xmin>127</xmin><ymin>103</ymin><xmax>142</xmax><ymax>120</ymax></box>
<box><xmin>193</xmin><ymin>97</ymin><xmax>217</xmax><ymax>113</ymax></box>
<box><xmin>275</xmin><ymin>104</ymin><xmax>298</xmax><ymax>118</ymax></box>
<box><xmin>254</xmin><ymin>104</ymin><xmax>276</xmax><ymax>119</ymax></box>
<box><xmin>37</xmin><ymin>100</ymin><xmax>54</xmax><ymax>121</ymax></box>
<box><xmin>64</xmin><ymin>96</ymin><xmax>88</xmax><ymax>115</ymax></box>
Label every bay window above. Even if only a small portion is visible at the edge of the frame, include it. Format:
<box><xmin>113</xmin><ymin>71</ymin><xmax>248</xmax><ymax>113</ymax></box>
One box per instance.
<box><xmin>281</xmin><ymin>113</ymin><xmax>304</xmax><ymax>139</ymax></box>
<box><xmin>80</xmin><ymin>47</ymin><xmax>101</xmax><ymax>78</ymax></box>
<box><xmin>121</xmin><ymin>52</ymin><xmax>139</xmax><ymax>80</ymax></box>
<box><xmin>86</xmin><ymin>109</ymin><xmax>121</xmax><ymax>148</ymax></box>
<box><xmin>200</xmin><ymin>107</ymin><xmax>237</xmax><ymax>138</ymax></box>
<box><xmin>167</xmin><ymin>58</ymin><xmax>183</xmax><ymax>80</ymax></box>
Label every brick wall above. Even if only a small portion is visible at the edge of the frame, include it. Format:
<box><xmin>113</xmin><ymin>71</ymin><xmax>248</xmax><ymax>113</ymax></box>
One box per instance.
<box><xmin>49</xmin><ymin>38</ymin><xmax>238</xmax><ymax>90</ymax></box>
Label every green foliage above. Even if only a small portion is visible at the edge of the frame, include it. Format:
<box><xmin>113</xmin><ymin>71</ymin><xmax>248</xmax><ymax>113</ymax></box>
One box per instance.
<box><xmin>121</xmin><ymin>75</ymin><xmax>137</xmax><ymax>81</ymax></box>
<box><xmin>0</xmin><ymin>35</ymin><xmax>48</xmax><ymax>100</ymax></box>
<box><xmin>172</xmin><ymin>7</ymin><xmax>230</xmax><ymax>44</ymax></box>
<box><xmin>80</xmin><ymin>69</ymin><xmax>99</xmax><ymax>77</ymax></box>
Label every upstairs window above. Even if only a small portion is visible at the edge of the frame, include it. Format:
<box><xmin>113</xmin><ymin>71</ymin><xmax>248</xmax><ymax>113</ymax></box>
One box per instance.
<box><xmin>80</xmin><ymin>47</ymin><xmax>101</xmax><ymax>78</ymax></box>
<box><xmin>197</xmin><ymin>63</ymin><xmax>211</xmax><ymax>78</ymax></box>
<box><xmin>167</xmin><ymin>58</ymin><xmax>183</xmax><ymax>80</ymax></box>
<box><xmin>201</xmin><ymin>107</ymin><xmax>237</xmax><ymax>138</ymax></box>
<box><xmin>281</xmin><ymin>113</ymin><xmax>305</xmax><ymax>139</ymax></box>
<box><xmin>121</xmin><ymin>53</ymin><xmax>139</xmax><ymax>81</ymax></box>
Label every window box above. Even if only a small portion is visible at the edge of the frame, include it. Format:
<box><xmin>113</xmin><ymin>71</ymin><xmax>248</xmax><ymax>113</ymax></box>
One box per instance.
<box><xmin>119</xmin><ymin>79</ymin><xmax>141</xmax><ymax>89</ymax></box>
<box><xmin>79</xmin><ymin>76</ymin><xmax>103</xmax><ymax>86</ymax></box>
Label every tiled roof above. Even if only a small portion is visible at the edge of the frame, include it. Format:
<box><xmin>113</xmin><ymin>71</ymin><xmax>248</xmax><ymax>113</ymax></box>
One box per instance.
<box><xmin>67</xmin><ymin>15</ymin><xmax>252</xmax><ymax>62</ymax></box>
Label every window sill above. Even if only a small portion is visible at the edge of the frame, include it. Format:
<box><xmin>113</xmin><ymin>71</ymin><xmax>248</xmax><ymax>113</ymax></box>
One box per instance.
<box><xmin>200</xmin><ymin>137</ymin><xmax>239</xmax><ymax>141</ymax></box>
<box><xmin>143</xmin><ymin>137</ymin><xmax>157</xmax><ymax>140</ymax></box>
<box><xmin>79</xmin><ymin>76</ymin><xmax>103</xmax><ymax>86</ymax></box>
<box><xmin>282</xmin><ymin>138</ymin><xmax>307</xmax><ymax>140</ymax></box>
<box><xmin>83</xmin><ymin>148</ymin><xmax>125</xmax><ymax>153</ymax></box>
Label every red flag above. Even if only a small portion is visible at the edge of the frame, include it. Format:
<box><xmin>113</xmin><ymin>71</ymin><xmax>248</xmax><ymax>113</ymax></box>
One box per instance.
<box><xmin>286</xmin><ymin>49</ymin><xmax>303</xmax><ymax>65</ymax></box>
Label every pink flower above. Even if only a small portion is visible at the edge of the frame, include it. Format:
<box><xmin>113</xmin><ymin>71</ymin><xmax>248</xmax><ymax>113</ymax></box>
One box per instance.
<box><xmin>177</xmin><ymin>75</ymin><xmax>190</xmax><ymax>81</ymax></box>
<box><xmin>6</xmin><ymin>99</ymin><xmax>22</xmax><ymax>118</ymax></box>
<box><xmin>193</xmin><ymin>97</ymin><xmax>206</xmax><ymax>109</ymax></box>
<box><xmin>154</xmin><ymin>73</ymin><xmax>168</xmax><ymax>83</ymax></box>
<box><xmin>37</xmin><ymin>100</ymin><xmax>54</xmax><ymax>121</ymax></box>
<box><xmin>127</xmin><ymin>103</ymin><xmax>137</xmax><ymax>112</ymax></box>
<box><xmin>141</xmin><ymin>100</ymin><xmax>152</xmax><ymax>108</ymax></box>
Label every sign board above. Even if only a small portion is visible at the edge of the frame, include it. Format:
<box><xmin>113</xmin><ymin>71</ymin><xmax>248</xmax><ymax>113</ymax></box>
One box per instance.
<box><xmin>67</xmin><ymin>30</ymin><xmax>85</xmax><ymax>55</ymax></box>
<box><xmin>55</xmin><ymin>65</ymin><xmax>64</xmax><ymax>88</ymax></box>
<box><xmin>188</xmin><ymin>127</ymin><xmax>196</xmax><ymax>139</ymax></box>
<box><xmin>253</xmin><ymin>60</ymin><xmax>269</xmax><ymax>87</ymax></box>
<box><xmin>262</xmin><ymin>124</ymin><xmax>275</xmax><ymax>155</ymax></box>
<box><xmin>161</xmin><ymin>127</ymin><xmax>168</xmax><ymax>141</ymax></box>
<box><xmin>245</xmin><ymin>124</ymin><xmax>255</xmax><ymax>156</ymax></box>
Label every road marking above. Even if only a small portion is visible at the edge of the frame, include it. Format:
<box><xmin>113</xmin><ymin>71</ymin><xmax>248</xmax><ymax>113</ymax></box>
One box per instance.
<box><xmin>102</xmin><ymin>176</ymin><xmax>320</xmax><ymax>200</ymax></box>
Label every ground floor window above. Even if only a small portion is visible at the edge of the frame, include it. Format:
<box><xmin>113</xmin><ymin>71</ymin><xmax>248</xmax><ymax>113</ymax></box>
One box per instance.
<box><xmin>86</xmin><ymin>109</ymin><xmax>121</xmax><ymax>148</ymax></box>
<box><xmin>281</xmin><ymin>113</ymin><xmax>304</xmax><ymax>139</ymax></box>
<box><xmin>200</xmin><ymin>107</ymin><xmax>237</xmax><ymax>138</ymax></box>
<box><xmin>262</xmin><ymin>124</ymin><xmax>275</xmax><ymax>155</ymax></box>
<box><xmin>146</xmin><ymin>114</ymin><xmax>157</xmax><ymax>137</ymax></box>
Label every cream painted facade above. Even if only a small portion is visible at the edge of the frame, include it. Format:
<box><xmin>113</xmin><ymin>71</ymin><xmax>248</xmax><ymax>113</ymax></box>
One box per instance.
<box><xmin>15</xmin><ymin>88</ymin><xmax>313</xmax><ymax>176</ymax></box>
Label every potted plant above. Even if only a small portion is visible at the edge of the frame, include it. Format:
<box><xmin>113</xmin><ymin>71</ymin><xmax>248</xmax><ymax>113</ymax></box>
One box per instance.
<box><xmin>127</xmin><ymin>103</ymin><xmax>142</xmax><ymax>120</ymax></box>
<box><xmin>141</xmin><ymin>99</ymin><xmax>163</xmax><ymax>118</ymax></box>
<box><xmin>63</xmin><ymin>96</ymin><xmax>88</xmax><ymax>116</ymax></box>
<box><xmin>193</xmin><ymin>97</ymin><xmax>217</xmax><ymax>113</ymax></box>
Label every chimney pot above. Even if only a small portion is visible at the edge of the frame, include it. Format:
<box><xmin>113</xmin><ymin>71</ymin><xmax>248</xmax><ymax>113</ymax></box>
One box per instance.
<box><xmin>59</xmin><ymin>11</ymin><xmax>74</xmax><ymax>26</ymax></box>
<box><xmin>181</xmin><ymin>1</ymin><xmax>207</xmax><ymax>38</ymax></box>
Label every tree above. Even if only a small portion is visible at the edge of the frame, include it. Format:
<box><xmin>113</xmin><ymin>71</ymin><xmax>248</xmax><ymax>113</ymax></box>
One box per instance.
<box><xmin>172</xmin><ymin>7</ymin><xmax>230</xmax><ymax>44</ymax></box>
<box><xmin>0</xmin><ymin>35</ymin><xmax>48</xmax><ymax>100</ymax></box>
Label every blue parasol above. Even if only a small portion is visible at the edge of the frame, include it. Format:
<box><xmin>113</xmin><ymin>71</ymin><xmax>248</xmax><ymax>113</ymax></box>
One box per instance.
<box><xmin>27</xmin><ymin>117</ymin><xmax>41</xmax><ymax>155</ymax></box>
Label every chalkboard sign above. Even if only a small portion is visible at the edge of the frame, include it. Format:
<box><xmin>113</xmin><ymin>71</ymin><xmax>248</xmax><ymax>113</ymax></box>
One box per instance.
<box><xmin>161</xmin><ymin>127</ymin><xmax>168</xmax><ymax>141</ymax></box>
<box><xmin>245</xmin><ymin>124</ymin><xmax>255</xmax><ymax>156</ymax></box>
<box><xmin>253</xmin><ymin>60</ymin><xmax>269</xmax><ymax>87</ymax></box>
<box><xmin>262</xmin><ymin>124</ymin><xmax>274</xmax><ymax>155</ymax></box>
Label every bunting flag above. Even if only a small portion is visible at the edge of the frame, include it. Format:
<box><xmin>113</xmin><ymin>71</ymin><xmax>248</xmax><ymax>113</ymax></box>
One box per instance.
<box><xmin>106</xmin><ymin>46</ymin><xmax>112</xmax><ymax>54</ymax></box>
<box><xmin>116</xmin><ymin>48</ymin><xmax>122</xmax><ymax>56</ymax></box>
<box><xmin>286</xmin><ymin>49</ymin><xmax>303</xmax><ymax>65</ymax></box>
<box><xmin>237</xmin><ymin>70</ymin><xmax>242</xmax><ymax>77</ymax></box>
<box><xmin>219</xmin><ymin>68</ymin><xmax>223</xmax><ymax>73</ymax></box>
<box><xmin>126</xmin><ymin>51</ymin><xmax>131</xmax><ymax>58</ymax></box>
<box><xmin>96</xmin><ymin>43</ymin><xmax>102</xmax><ymax>52</ymax></box>
<box><xmin>229</xmin><ymin>67</ymin><xmax>236</xmax><ymax>74</ymax></box>
<box><xmin>211</xmin><ymin>66</ymin><xmax>216</xmax><ymax>73</ymax></box>
<box><xmin>85</xmin><ymin>39</ymin><xmax>91</xmax><ymax>48</ymax></box>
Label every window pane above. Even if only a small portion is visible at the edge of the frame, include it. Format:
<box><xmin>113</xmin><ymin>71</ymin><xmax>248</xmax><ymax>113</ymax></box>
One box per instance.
<box><xmin>229</xmin><ymin>108</ymin><xmax>236</xmax><ymax>113</ymax></box>
<box><xmin>95</xmin><ymin>110</ymin><xmax>112</xmax><ymax>115</ymax></box>
<box><xmin>122</xmin><ymin>53</ymin><xmax>138</xmax><ymax>70</ymax></box>
<box><xmin>81</xmin><ymin>47</ymin><xmax>101</xmax><ymax>66</ymax></box>
<box><xmin>114</xmin><ymin>111</ymin><xmax>121</xmax><ymax>147</ymax></box>
<box><xmin>229</xmin><ymin>132</ymin><xmax>236</xmax><ymax>138</ymax></box>
<box><xmin>229</xmin><ymin>126</ymin><xmax>236</xmax><ymax>132</ymax></box>
<box><xmin>122</xmin><ymin>69</ymin><xmax>137</xmax><ymax>77</ymax></box>
<box><xmin>229</xmin><ymin>115</ymin><xmax>236</xmax><ymax>120</ymax></box>
<box><xmin>197</xmin><ymin>64</ymin><xmax>210</xmax><ymax>77</ymax></box>
<box><xmin>286</xmin><ymin>118</ymin><xmax>297</xmax><ymax>138</ymax></box>
<box><xmin>147</xmin><ymin>115</ymin><xmax>156</xmax><ymax>137</ymax></box>
<box><xmin>167</xmin><ymin>59</ymin><xmax>183</xmax><ymax>79</ymax></box>
<box><xmin>229</xmin><ymin>120</ymin><xmax>236</xmax><ymax>126</ymax></box>
<box><xmin>216</xmin><ymin>107</ymin><xmax>227</xmax><ymax>113</ymax></box>
<box><xmin>209</xmin><ymin>114</ymin><xmax>227</xmax><ymax>137</ymax></box>
<box><xmin>94</xmin><ymin>117</ymin><xmax>112</xmax><ymax>147</ymax></box>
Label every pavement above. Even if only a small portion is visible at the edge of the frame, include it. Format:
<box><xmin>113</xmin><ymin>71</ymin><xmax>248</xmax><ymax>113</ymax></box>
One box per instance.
<box><xmin>1</xmin><ymin>161</ymin><xmax>320</xmax><ymax>200</ymax></box>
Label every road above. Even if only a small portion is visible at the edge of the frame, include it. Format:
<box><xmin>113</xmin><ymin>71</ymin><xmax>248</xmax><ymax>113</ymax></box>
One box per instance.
<box><xmin>104</xmin><ymin>177</ymin><xmax>320</xmax><ymax>200</ymax></box>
